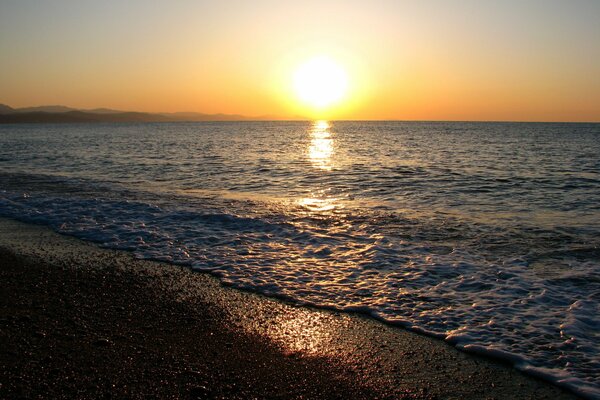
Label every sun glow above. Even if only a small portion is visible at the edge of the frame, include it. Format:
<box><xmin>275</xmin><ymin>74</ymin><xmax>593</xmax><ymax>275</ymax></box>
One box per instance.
<box><xmin>293</xmin><ymin>57</ymin><xmax>348</xmax><ymax>109</ymax></box>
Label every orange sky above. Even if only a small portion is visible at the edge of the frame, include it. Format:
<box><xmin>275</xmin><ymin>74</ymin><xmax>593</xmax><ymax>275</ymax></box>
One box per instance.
<box><xmin>1</xmin><ymin>1</ymin><xmax>599</xmax><ymax>121</ymax></box>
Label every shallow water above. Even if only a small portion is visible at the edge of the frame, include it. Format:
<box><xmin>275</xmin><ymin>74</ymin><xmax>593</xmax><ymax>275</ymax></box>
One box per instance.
<box><xmin>1</xmin><ymin>121</ymin><xmax>599</xmax><ymax>397</ymax></box>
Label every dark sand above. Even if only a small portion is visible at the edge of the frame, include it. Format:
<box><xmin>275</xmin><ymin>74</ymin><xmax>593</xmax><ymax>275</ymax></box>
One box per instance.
<box><xmin>0</xmin><ymin>218</ymin><xmax>580</xmax><ymax>399</ymax></box>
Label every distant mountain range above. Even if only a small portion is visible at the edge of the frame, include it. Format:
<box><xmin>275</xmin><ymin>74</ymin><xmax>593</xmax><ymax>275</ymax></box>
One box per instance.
<box><xmin>0</xmin><ymin>104</ymin><xmax>297</xmax><ymax>123</ymax></box>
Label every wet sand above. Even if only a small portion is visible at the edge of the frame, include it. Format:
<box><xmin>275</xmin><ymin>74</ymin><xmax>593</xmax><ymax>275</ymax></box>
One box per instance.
<box><xmin>0</xmin><ymin>218</ymin><xmax>580</xmax><ymax>399</ymax></box>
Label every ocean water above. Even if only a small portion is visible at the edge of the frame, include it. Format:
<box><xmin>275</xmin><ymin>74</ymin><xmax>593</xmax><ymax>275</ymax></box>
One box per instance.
<box><xmin>0</xmin><ymin>121</ymin><xmax>599</xmax><ymax>397</ymax></box>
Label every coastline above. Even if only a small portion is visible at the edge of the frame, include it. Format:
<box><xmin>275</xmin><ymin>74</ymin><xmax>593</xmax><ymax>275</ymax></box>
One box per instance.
<box><xmin>0</xmin><ymin>217</ymin><xmax>580</xmax><ymax>399</ymax></box>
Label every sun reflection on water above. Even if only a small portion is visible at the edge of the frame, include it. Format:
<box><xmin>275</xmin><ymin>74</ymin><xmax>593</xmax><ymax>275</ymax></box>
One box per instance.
<box><xmin>297</xmin><ymin>197</ymin><xmax>338</xmax><ymax>212</ymax></box>
<box><xmin>298</xmin><ymin>121</ymin><xmax>345</xmax><ymax>215</ymax></box>
<box><xmin>308</xmin><ymin>120</ymin><xmax>334</xmax><ymax>171</ymax></box>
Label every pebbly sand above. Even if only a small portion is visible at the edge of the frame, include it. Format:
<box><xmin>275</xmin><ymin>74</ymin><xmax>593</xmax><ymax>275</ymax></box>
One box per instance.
<box><xmin>0</xmin><ymin>217</ymin><xmax>580</xmax><ymax>399</ymax></box>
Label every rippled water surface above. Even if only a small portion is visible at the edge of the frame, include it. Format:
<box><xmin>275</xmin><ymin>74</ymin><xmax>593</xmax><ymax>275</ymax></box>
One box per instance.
<box><xmin>1</xmin><ymin>121</ymin><xmax>599</xmax><ymax>397</ymax></box>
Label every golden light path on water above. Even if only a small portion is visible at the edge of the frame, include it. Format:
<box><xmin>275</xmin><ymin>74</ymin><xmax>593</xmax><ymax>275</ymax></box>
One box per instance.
<box><xmin>308</xmin><ymin>120</ymin><xmax>334</xmax><ymax>171</ymax></box>
<box><xmin>298</xmin><ymin>120</ymin><xmax>343</xmax><ymax>215</ymax></box>
<box><xmin>269</xmin><ymin>121</ymin><xmax>348</xmax><ymax>355</ymax></box>
<box><xmin>180</xmin><ymin>121</ymin><xmax>382</xmax><ymax>361</ymax></box>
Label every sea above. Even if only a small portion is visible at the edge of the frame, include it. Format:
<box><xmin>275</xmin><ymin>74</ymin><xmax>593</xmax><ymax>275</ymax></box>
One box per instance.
<box><xmin>0</xmin><ymin>121</ymin><xmax>598</xmax><ymax>398</ymax></box>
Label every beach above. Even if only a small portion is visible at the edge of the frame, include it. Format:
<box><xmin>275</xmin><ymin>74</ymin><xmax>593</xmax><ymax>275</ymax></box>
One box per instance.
<box><xmin>0</xmin><ymin>217</ymin><xmax>580</xmax><ymax>399</ymax></box>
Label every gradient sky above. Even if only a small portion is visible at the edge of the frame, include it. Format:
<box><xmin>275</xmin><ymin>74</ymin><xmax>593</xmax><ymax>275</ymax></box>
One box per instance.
<box><xmin>1</xmin><ymin>0</ymin><xmax>599</xmax><ymax>121</ymax></box>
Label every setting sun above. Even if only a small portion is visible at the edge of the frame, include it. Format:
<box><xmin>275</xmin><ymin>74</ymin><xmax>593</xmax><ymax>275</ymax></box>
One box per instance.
<box><xmin>293</xmin><ymin>57</ymin><xmax>348</xmax><ymax>109</ymax></box>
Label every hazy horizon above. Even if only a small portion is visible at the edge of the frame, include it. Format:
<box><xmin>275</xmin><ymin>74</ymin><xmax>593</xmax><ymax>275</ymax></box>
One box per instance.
<box><xmin>3</xmin><ymin>102</ymin><xmax>600</xmax><ymax>123</ymax></box>
<box><xmin>1</xmin><ymin>1</ymin><xmax>600</xmax><ymax>122</ymax></box>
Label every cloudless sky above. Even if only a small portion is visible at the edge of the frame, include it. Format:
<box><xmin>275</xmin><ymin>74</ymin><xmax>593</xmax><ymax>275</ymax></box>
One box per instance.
<box><xmin>1</xmin><ymin>0</ymin><xmax>599</xmax><ymax>121</ymax></box>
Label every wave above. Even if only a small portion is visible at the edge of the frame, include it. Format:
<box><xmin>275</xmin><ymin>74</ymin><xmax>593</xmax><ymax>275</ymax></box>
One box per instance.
<box><xmin>1</xmin><ymin>181</ymin><xmax>599</xmax><ymax>398</ymax></box>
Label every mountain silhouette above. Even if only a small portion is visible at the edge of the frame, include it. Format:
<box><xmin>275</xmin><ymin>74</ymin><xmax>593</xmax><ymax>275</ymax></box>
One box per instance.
<box><xmin>0</xmin><ymin>104</ymin><xmax>299</xmax><ymax>123</ymax></box>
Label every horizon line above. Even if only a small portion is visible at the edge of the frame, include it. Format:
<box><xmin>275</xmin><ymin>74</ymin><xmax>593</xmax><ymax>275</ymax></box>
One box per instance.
<box><xmin>1</xmin><ymin>103</ymin><xmax>598</xmax><ymax>124</ymax></box>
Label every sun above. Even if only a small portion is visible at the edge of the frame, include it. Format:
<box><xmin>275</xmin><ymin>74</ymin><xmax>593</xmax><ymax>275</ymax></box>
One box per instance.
<box><xmin>293</xmin><ymin>56</ymin><xmax>348</xmax><ymax>109</ymax></box>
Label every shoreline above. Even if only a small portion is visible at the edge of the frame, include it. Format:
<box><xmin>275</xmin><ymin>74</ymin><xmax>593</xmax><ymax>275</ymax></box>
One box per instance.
<box><xmin>0</xmin><ymin>217</ymin><xmax>581</xmax><ymax>399</ymax></box>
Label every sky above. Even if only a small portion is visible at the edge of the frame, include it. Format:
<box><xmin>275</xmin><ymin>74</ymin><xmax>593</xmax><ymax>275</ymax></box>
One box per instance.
<box><xmin>1</xmin><ymin>0</ymin><xmax>599</xmax><ymax>121</ymax></box>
